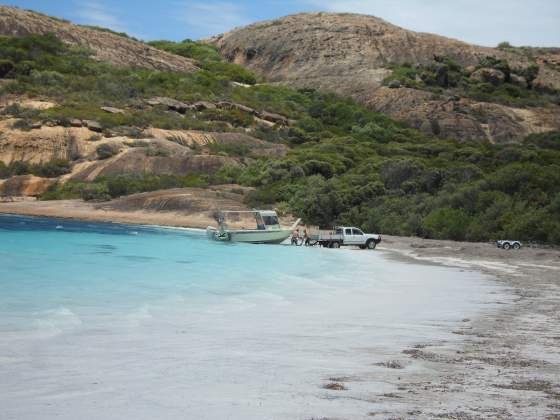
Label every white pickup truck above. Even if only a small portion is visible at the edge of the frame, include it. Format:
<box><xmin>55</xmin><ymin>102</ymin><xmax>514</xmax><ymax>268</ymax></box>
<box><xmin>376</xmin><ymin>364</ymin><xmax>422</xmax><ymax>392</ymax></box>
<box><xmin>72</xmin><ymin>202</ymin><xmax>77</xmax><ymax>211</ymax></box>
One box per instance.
<box><xmin>309</xmin><ymin>226</ymin><xmax>382</xmax><ymax>249</ymax></box>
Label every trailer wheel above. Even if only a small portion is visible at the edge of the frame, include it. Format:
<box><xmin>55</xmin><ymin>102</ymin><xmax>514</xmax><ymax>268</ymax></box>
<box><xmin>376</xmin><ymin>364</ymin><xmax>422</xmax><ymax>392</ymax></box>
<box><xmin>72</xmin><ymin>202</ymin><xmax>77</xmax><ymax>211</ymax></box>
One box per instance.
<box><xmin>359</xmin><ymin>245</ymin><xmax>366</xmax><ymax>250</ymax></box>
<box><xmin>366</xmin><ymin>239</ymin><xmax>377</xmax><ymax>250</ymax></box>
<box><xmin>513</xmin><ymin>242</ymin><xmax>521</xmax><ymax>250</ymax></box>
<box><xmin>502</xmin><ymin>242</ymin><xmax>511</xmax><ymax>250</ymax></box>
<box><xmin>331</xmin><ymin>241</ymin><xmax>340</xmax><ymax>249</ymax></box>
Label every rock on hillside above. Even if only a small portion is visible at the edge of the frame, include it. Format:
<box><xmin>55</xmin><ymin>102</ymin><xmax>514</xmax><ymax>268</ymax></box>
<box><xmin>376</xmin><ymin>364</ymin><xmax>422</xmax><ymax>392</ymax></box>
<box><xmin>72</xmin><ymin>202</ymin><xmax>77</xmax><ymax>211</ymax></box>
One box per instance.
<box><xmin>0</xmin><ymin>115</ymin><xmax>287</xmax><ymax>194</ymax></box>
<box><xmin>0</xmin><ymin>6</ymin><xmax>197</xmax><ymax>73</ymax></box>
<box><xmin>210</xmin><ymin>13</ymin><xmax>560</xmax><ymax>142</ymax></box>
<box><xmin>98</xmin><ymin>186</ymin><xmax>249</xmax><ymax>214</ymax></box>
<box><xmin>366</xmin><ymin>87</ymin><xmax>560</xmax><ymax>143</ymax></box>
<box><xmin>211</xmin><ymin>13</ymin><xmax>499</xmax><ymax>88</ymax></box>
<box><xmin>0</xmin><ymin>175</ymin><xmax>54</xmax><ymax>197</ymax></box>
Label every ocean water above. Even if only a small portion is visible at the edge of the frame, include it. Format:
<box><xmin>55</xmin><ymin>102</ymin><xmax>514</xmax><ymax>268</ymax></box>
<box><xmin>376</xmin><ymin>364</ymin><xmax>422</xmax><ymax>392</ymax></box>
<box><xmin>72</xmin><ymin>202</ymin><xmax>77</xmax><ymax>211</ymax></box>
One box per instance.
<box><xmin>0</xmin><ymin>214</ymin><xmax>503</xmax><ymax>419</ymax></box>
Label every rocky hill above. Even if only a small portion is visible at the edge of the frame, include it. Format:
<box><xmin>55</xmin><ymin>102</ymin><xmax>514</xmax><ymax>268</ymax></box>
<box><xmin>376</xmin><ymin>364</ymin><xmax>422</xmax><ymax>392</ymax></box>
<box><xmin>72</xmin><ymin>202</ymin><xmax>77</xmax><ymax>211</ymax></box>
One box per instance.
<box><xmin>1</xmin><ymin>8</ymin><xmax>559</xmax><ymax>245</ymax></box>
<box><xmin>210</xmin><ymin>13</ymin><xmax>560</xmax><ymax>142</ymax></box>
<box><xmin>0</xmin><ymin>7</ymin><xmax>197</xmax><ymax>73</ymax></box>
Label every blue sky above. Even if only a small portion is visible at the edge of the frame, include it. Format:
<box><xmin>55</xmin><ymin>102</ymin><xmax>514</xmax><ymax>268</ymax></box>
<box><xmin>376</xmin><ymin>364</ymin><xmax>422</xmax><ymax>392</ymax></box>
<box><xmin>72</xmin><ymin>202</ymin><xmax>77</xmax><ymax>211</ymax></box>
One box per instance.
<box><xmin>6</xmin><ymin>0</ymin><xmax>560</xmax><ymax>46</ymax></box>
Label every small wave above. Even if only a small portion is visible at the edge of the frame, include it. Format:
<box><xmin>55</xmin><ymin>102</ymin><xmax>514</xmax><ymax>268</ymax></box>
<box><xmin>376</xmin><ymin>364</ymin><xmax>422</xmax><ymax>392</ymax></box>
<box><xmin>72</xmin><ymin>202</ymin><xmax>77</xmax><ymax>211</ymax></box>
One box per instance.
<box><xmin>118</xmin><ymin>255</ymin><xmax>158</xmax><ymax>262</ymax></box>
<box><xmin>124</xmin><ymin>305</ymin><xmax>153</xmax><ymax>326</ymax></box>
<box><xmin>33</xmin><ymin>306</ymin><xmax>82</xmax><ymax>336</ymax></box>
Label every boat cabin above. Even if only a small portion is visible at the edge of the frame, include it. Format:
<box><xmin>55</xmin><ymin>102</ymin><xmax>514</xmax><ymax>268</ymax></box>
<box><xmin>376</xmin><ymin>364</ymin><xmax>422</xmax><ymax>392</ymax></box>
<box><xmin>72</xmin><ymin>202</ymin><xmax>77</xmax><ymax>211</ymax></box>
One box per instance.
<box><xmin>217</xmin><ymin>210</ymin><xmax>281</xmax><ymax>231</ymax></box>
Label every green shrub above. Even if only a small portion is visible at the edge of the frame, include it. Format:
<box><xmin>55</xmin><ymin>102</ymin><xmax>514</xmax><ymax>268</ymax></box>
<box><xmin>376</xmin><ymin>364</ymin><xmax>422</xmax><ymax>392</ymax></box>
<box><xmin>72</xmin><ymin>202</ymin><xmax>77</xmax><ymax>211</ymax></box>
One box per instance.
<box><xmin>383</xmin><ymin>64</ymin><xmax>419</xmax><ymax>88</ymax></box>
<box><xmin>0</xmin><ymin>59</ymin><xmax>15</xmax><ymax>78</ymax></box>
<box><xmin>379</xmin><ymin>159</ymin><xmax>422</xmax><ymax>190</ymax></box>
<box><xmin>201</xmin><ymin>62</ymin><xmax>256</xmax><ymax>85</ymax></box>
<box><xmin>147</xmin><ymin>39</ymin><xmax>222</xmax><ymax>62</ymax></box>
<box><xmin>12</xmin><ymin>119</ymin><xmax>35</xmax><ymax>130</ymax></box>
<box><xmin>145</xmin><ymin>146</ymin><xmax>170</xmax><ymax>157</ymax></box>
<box><xmin>212</xmin><ymin>164</ymin><xmax>243</xmax><ymax>184</ymax></box>
<box><xmin>88</xmin><ymin>134</ymin><xmax>102</xmax><ymax>142</ymax></box>
<box><xmin>422</xmin><ymin>207</ymin><xmax>472</xmax><ymax>240</ymax></box>
<box><xmin>289</xmin><ymin>175</ymin><xmax>344</xmax><ymax>227</ymax></box>
<box><xmin>207</xmin><ymin>142</ymin><xmax>250</xmax><ymax>157</ymax></box>
<box><xmin>96</xmin><ymin>143</ymin><xmax>120</xmax><ymax>159</ymax></box>
<box><xmin>0</xmin><ymin>161</ymin><xmax>9</xmax><ymax>178</ymax></box>
<box><xmin>33</xmin><ymin>159</ymin><xmax>71</xmax><ymax>178</ymax></box>
<box><xmin>302</xmin><ymin>160</ymin><xmax>334</xmax><ymax>178</ymax></box>
<box><xmin>40</xmin><ymin>181</ymin><xmax>87</xmax><ymax>200</ymax></box>
<box><xmin>80</xmin><ymin>183</ymin><xmax>111</xmax><ymax>201</ymax></box>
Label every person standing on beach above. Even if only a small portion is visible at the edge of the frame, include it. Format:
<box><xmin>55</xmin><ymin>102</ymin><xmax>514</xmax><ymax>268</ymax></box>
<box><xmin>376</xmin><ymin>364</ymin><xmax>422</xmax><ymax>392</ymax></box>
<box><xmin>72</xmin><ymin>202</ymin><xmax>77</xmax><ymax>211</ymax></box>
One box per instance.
<box><xmin>291</xmin><ymin>228</ymin><xmax>300</xmax><ymax>245</ymax></box>
<box><xmin>303</xmin><ymin>229</ymin><xmax>309</xmax><ymax>246</ymax></box>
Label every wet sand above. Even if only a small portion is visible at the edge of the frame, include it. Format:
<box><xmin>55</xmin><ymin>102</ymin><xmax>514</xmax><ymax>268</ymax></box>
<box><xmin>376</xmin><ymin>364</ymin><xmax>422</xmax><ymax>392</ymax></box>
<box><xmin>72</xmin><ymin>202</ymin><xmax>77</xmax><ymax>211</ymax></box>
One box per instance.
<box><xmin>1</xmin><ymin>200</ymin><xmax>559</xmax><ymax>418</ymax></box>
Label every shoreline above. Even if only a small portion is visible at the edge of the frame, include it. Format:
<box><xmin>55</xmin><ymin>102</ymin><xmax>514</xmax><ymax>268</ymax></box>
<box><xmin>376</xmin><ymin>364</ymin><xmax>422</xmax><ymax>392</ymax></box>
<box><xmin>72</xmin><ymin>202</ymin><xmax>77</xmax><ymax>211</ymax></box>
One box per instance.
<box><xmin>2</xmin><ymin>205</ymin><xmax>560</xmax><ymax>417</ymax></box>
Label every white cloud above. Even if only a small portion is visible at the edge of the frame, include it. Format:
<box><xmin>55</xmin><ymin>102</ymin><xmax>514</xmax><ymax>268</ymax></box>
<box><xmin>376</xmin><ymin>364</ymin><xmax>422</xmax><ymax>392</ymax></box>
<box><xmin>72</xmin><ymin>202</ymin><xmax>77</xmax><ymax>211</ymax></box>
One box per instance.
<box><xmin>174</xmin><ymin>1</ymin><xmax>251</xmax><ymax>39</ymax></box>
<box><xmin>74</xmin><ymin>0</ymin><xmax>130</xmax><ymax>34</ymax></box>
<box><xmin>305</xmin><ymin>0</ymin><xmax>560</xmax><ymax>47</ymax></box>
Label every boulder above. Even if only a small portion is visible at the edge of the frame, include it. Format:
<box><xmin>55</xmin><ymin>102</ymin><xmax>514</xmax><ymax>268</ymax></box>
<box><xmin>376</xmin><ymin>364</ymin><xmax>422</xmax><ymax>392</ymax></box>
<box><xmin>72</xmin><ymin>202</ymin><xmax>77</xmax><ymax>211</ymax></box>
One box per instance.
<box><xmin>69</xmin><ymin>118</ymin><xmax>83</xmax><ymax>127</ymax></box>
<box><xmin>257</xmin><ymin>110</ymin><xmax>290</xmax><ymax>125</ymax></box>
<box><xmin>191</xmin><ymin>101</ymin><xmax>216</xmax><ymax>111</ymax></box>
<box><xmin>230</xmin><ymin>81</ymin><xmax>252</xmax><ymax>88</ymax></box>
<box><xmin>215</xmin><ymin>101</ymin><xmax>257</xmax><ymax>114</ymax></box>
<box><xmin>84</xmin><ymin>120</ymin><xmax>103</xmax><ymax>132</ymax></box>
<box><xmin>511</xmin><ymin>73</ymin><xmax>527</xmax><ymax>87</ymax></box>
<box><xmin>30</xmin><ymin>122</ymin><xmax>42</xmax><ymax>130</ymax></box>
<box><xmin>101</xmin><ymin>106</ymin><xmax>125</xmax><ymax>114</ymax></box>
<box><xmin>470</xmin><ymin>68</ymin><xmax>506</xmax><ymax>85</ymax></box>
<box><xmin>146</xmin><ymin>97</ymin><xmax>193</xmax><ymax>113</ymax></box>
<box><xmin>0</xmin><ymin>175</ymin><xmax>55</xmax><ymax>197</ymax></box>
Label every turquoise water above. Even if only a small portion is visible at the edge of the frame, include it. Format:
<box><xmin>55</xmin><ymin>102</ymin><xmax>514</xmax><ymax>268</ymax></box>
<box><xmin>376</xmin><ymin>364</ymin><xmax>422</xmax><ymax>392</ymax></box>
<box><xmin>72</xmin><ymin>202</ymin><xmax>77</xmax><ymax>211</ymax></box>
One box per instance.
<box><xmin>0</xmin><ymin>214</ymin><xmax>503</xmax><ymax>419</ymax></box>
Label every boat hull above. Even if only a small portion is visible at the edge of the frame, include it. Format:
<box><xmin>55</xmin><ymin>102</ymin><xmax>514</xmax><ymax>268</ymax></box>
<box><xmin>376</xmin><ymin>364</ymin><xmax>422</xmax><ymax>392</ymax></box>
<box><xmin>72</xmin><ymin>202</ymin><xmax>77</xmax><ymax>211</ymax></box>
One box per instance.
<box><xmin>206</xmin><ymin>227</ymin><xmax>291</xmax><ymax>244</ymax></box>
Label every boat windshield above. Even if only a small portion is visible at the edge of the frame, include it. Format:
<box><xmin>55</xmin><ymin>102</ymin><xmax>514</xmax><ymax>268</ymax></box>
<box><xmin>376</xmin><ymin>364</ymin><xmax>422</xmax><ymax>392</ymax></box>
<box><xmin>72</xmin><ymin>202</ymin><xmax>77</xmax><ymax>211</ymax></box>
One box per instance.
<box><xmin>262</xmin><ymin>215</ymin><xmax>279</xmax><ymax>226</ymax></box>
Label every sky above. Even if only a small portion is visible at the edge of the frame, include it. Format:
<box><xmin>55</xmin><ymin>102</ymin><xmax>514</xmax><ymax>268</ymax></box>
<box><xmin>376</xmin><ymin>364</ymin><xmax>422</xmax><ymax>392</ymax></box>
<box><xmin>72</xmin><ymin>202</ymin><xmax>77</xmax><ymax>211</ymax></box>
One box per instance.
<box><xmin>6</xmin><ymin>0</ymin><xmax>560</xmax><ymax>47</ymax></box>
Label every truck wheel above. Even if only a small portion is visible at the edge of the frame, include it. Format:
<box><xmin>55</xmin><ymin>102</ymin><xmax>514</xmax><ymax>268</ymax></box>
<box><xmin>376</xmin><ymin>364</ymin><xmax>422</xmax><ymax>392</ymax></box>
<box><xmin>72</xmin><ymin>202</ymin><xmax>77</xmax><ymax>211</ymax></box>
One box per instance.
<box><xmin>366</xmin><ymin>240</ymin><xmax>377</xmax><ymax>250</ymax></box>
<box><xmin>513</xmin><ymin>242</ymin><xmax>521</xmax><ymax>250</ymax></box>
<box><xmin>331</xmin><ymin>241</ymin><xmax>340</xmax><ymax>249</ymax></box>
<box><xmin>502</xmin><ymin>242</ymin><xmax>511</xmax><ymax>250</ymax></box>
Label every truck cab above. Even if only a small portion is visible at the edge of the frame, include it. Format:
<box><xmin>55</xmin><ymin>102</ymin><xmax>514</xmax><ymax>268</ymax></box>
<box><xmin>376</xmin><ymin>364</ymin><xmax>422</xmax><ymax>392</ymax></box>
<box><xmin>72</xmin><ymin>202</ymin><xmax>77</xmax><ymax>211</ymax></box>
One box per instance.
<box><xmin>316</xmin><ymin>226</ymin><xmax>382</xmax><ymax>249</ymax></box>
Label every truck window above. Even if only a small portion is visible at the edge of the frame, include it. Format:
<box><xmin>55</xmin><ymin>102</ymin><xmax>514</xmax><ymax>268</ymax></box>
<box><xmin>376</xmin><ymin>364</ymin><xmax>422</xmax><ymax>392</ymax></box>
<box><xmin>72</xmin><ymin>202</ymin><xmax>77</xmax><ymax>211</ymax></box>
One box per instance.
<box><xmin>352</xmin><ymin>228</ymin><xmax>363</xmax><ymax>235</ymax></box>
<box><xmin>335</xmin><ymin>228</ymin><xmax>343</xmax><ymax>235</ymax></box>
<box><xmin>345</xmin><ymin>228</ymin><xmax>352</xmax><ymax>235</ymax></box>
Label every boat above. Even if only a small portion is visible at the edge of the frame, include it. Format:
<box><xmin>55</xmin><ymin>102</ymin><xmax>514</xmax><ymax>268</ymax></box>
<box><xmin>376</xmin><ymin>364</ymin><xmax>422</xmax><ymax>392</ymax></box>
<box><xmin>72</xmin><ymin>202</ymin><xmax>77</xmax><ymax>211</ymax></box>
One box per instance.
<box><xmin>206</xmin><ymin>210</ymin><xmax>300</xmax><ymax>244</ymax></box>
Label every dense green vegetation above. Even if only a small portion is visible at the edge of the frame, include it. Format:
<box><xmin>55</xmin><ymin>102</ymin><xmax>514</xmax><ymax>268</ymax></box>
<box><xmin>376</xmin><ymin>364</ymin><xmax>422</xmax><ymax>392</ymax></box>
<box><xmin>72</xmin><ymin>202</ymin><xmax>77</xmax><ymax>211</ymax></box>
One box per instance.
<box><xmin>41</xmin><ymin>173</ymin><xmax>211</xmax><ymax>201</ymax></box>
<box><xmin>0</xmin><ymin>159</ymin><xmax>71</xmax><ymax>179</ymax></box>
<box><xmin>383</xmin><ymin>56</ymin><xmax>559</xmax><ymax>107</ymax></box>
<box><xmin>1</xmin><ymin>34</ymin><xmax>560</xmax><ymax>243</ymax></box>
<box><xmin>148</xmin><ymin>39</ymin><xmax>257</xmax><ymax>84</ymax></box>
